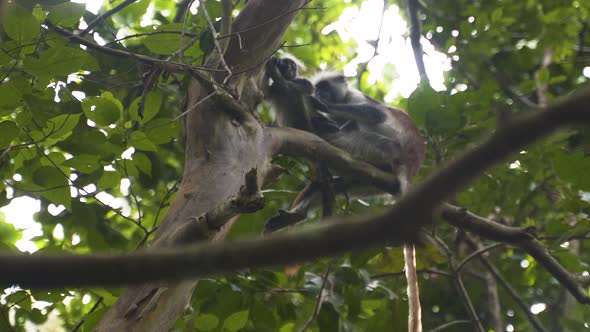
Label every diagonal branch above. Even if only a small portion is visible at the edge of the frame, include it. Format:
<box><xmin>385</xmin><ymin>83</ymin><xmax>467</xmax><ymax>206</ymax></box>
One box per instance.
<box><xmin>80</xmin><ymin>0</ymin><xmax>138</xmax><ymax>37</ymax></box>
<box><xmin>267</xmin><ymin>127</ymin><xmax>401</xmax><ymax>194</ymax></box>
<box><xmin>0</xmin><ymin>85</ymin><xmax>588</xmax><ymax>289</ymax></box>
<box><xmin>443</xmin><ymin>204</ymin><xmax>590</xmax><ymax>304</ymax></box>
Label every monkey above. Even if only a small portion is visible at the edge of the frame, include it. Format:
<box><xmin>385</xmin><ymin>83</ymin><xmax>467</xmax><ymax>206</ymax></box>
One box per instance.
<box><xmin>311</xmin><ymin>72</ymin><xmax>424</xmax><ymax>183</ymax></box>
<box><xmin>311</xmin><ymin>72</ymin><xmax>425</xmax><ymax>332</ymax></box>
<box><xmin>263</xmin><ymin>56</ymin><xmax>335</xmax><ymax>132</ymax></box>
<box><xmin>263</xmin><ymin>58</ymin><xmax>425</xmax><ymax>332</ymax></box>
<box><xmin>262</xmin><ymin>56</ymin><xmax>339</xmax><ymax>233</ymax></box>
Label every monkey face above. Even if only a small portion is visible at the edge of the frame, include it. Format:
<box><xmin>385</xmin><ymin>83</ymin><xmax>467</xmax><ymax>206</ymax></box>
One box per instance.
<box><xmin>275</xmin><ymin>57</ymin><xmax>300</xmax><ymax>80</ymax></box>
<box><xmin>315</xmin><ymin>75</ymin><xmax>348</xmax><ymax>103</ymax></box>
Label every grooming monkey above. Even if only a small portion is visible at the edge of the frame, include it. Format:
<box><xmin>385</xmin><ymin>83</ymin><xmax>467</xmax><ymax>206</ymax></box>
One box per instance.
<box><xmin>312</xmin><ymin>71</ymin><xmax>425</xmax><ymax>332</ymax></box>
<box><xmin>263</xmin><ymin>56</ymin><xmax>425</xmax><ymax>332</ymax></box>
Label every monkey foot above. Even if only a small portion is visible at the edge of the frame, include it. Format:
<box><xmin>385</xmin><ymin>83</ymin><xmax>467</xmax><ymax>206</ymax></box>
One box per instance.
<box><xmin>263</xmin><ymin>209</ymin><xmax>306</xmax><ymax>234</ymax></box>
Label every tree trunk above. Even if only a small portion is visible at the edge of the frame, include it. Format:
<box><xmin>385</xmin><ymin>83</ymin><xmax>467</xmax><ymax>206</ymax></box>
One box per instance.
<box><xmin>96</xmin><ymin>1</ymin><xmax>308</xmax><ymax>330</ymax></box>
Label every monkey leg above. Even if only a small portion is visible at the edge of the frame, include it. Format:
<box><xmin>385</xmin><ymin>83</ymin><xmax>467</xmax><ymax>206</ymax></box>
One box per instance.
<box><xmin>263</xmin><ymin>164</ymin><xmax>337</xmax><ymax>234</ymax></box>
<box><xmin>263</xmin><ymin>181</ymin><xmax>320</xmax><ymax>234</ymax></box>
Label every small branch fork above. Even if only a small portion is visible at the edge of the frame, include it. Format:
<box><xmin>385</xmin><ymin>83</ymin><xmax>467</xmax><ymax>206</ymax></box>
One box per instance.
<box><xmin>170</xmin><ymin>169</ymin><xmax>264</xmax><ymax>244</ymax></box>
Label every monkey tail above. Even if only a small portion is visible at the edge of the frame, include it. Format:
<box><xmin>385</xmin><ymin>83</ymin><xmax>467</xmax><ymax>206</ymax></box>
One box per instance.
<box><xmin>400</xmin><ymin>175</ymin><xmax>422</xmax><ymax>332</ymax></box>
<box><xmin>404</xmin><ymin>243</ymin><xmax>422</xmax><ymax>332</ymax></box>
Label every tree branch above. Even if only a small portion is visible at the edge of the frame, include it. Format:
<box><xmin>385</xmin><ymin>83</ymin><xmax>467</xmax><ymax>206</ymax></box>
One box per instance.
<box><xmin>44</xmin><ymin>22</ymin><xmax>221</xmax><ymax>79</ymax></box>
<box><xmin>443</xmin><ymin>204</ymin><xmax>590</xmax><ymax>304</ymax></box>
<box><xmin>0</xmin><ymin>85</ymin><xmax>589</xmax><ymax>289</ymax></box>
<box><xmin>80</xmin><ymin>0</ymin><xmax>137</xmax><ymax>37</ymax></box>
<box><xmin>407</xmin><ymin>0</ymin><xmax>428</xmax><ymax>81</ymax></box>
<box><xmin>266</xmin><ymin>127</ymin><xmax>401</xmax><ymax>194</ymax></box>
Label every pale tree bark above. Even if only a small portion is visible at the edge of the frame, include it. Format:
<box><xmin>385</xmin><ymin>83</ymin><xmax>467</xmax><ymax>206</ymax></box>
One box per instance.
<box><xmin>96</xmin><ymin>1</ymin><xmax>308</xmax><ymax>330</ymax></box>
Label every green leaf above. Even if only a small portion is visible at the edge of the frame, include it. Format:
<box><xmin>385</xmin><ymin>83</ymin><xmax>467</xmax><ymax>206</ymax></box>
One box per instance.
<box><xmin>424</xmin><ymin>106</ymin><xmax>462</xmax><ymax>135</ymax></box>
<box><xmin>132</xmin><ymin>152</ymin><xmax>152</xmax><ymax>175</ymax></box>
<box><xmin>0</xmin><ymin>220</ymin><xmax>21</xmax><ymax>245</ymax></box>
<box><xmin>195</xmin><ymin>313</ymin><xmax>220</xmax><ymax>331</ymax></box>
<box><xmin>6</xmin><ymin>291</ymin><xmax>32</xmax><ymax>311</ymax></box>
<box><xmin>3</xmin><ymin>5</ymin><xmax>41</xmax><ymax>44</ymax></box>
<box><xmin>0</xmin><ymin>121</ymin><xmax>19</xmax><ymax>148</ymax></box>
<box><xmin>32</xmin><ymin>166</ymin><xmax>71</xmax><ymax>209</ymax></box>
<box><xmin>145</xmin><ymin>118</ymin><xmax>181</xmax><ymax>144</ymax></box>
<box><xmin>0</xmin><ymin>82</ymin><xmax>21</xmax><ymax>108</ymax></box>
<box><xmin>200</xmin><ymin>30</ymin><xmax>215</xmax><ymax>54</ymax></box>
<box><xmin>129</xmin><ymin>131</ymin><xmax>158</xmax><ymax>151</ymax></box>
<box><xmin>97</xmin><ymin>171</ymin><xmax>121</xmax><ymax>189</ymax></box>
<box><xmin>23</xmin><ymin>46</ymin><xmax>99</xmax><ymax>79</ymax></box>
<box><xmin>32</xmin><ymin>166</ymin><xmax>67</xmax><ymax>188</ymax></box>
<box><xmin>129</xmin><ymin>90</ymin><xmax>163</xmax><ymax>123</ymax></box>
<box><xmin>82</xmin><ymin>92</ymin><xmax>123</xmax><ymax>126</ymax></box>
<box><xmin>142</xmin><ymin>24</ymin><xmax>192</xmax><ymax>55</ymax></box>
<box><xmin>43</xmin><ymin>113</ymin><xmax>81</xmax><ymax>143</ymax></box>
<box><xmin>223</xmin><ymin>310</ymin><xmax>249</xmax><ymax>332</ymax></box>
<box><xmin>63</xmin><ymin>154</ymin><xmax>101</xmax><ymax>174</ymax></box>
<box><xmin>407</xmin><ymin>83</ymin><xmax>440</xmax><ymax>127</ymax></box>
<box><xmin>40</xmin><ymin>152</ymin><xmax>66</xmax><ymax>167</ymax></box>
<box><xmin>537</xmin><ymin>67</ymin><xmax>550</xmax><ymax>85</ymax></box>
<box><xmin>47</xmin><ymin>2</ymin><xmax>86</xmax><ymax>27</ymax></box>
<box><xmin>552</xmin><ymin>151</ymin><xmax>590</xmax><ymax>190</ymax></box>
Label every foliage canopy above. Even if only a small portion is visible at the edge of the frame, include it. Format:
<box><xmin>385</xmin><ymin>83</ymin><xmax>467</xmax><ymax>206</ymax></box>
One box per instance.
<box><xmin>0</xmin><ymin>0</ymin><xmax>589</xmax><ymax>331</ymax></box>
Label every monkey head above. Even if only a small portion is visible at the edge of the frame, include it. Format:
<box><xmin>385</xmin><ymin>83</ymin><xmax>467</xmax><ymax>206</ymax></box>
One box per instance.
<box><xmin>313</xmin><ymin>73</ymin><xmax>349</xmax><ymax>103</ymax></box>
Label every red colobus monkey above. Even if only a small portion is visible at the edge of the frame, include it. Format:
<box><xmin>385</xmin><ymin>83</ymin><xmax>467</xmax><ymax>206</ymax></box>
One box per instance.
<box><xmin>312</xmin><ymin>72</ymin><xmax>425</xmax><ymax>332</ymax></box>
<box><xmin>264</xmin><ymin>57</ymin><xmax>425</xmax><ymax>332</ymax></box>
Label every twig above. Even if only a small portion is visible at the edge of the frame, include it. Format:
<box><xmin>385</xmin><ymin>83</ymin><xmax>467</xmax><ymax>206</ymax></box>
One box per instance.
<box><xmin>200</xmin><ymin>1</ymin><xmax>233</xmax><ymax>84</ymax></box>
<box><xmin>174</xmin><ymin>0</ymin><xmax>193</xmax><ymax>23</ymax></box>
<box><xmin>535</xmin><ymin>48</ymin><xmax>553</xmax><ymax>107</ymax></box>
<box><xmin>456</xmin><ymin>242</ymin><xmax>504</xmax><ymax>272</ymax></box>
<box><xmin>372</xmin><ymin>268</ymin><xmax>487</xmax><ymax>281</ymax></box>
<box><xmin>219</xmin><ymin>0</ymin><xmax>233</xmax><ymax>52</ymax></box>
<box><xmin>480</xmin><ymin>254</ymin><xmax>547</xmax><ymax>331</ymax></box>
<box><xmin>356</xmin><ymin>0</ymin><xmax>387</xmax><ymax>89</ymax></box>
<box><xmin>120</xmin><ymin>158</ymin><xmax>143</xmax><ymax>225</ymax></box>
<box><xmin>20</xmin><ymin>126</ymin><xmax>148</xmax><ymax>234</ymax></box>
<box><xmin>71</xmin><ymin>297</ymin><xmax>104</xmax><ymax>332</ymax></box>
<box><xmin>428</xmin><ymin>235</ymin><xmax>485</xmax><ymax>332</ymax></box>
<box><xmin>45</xmin><ymin>22</ymin><xmax>222</xmax><ymax>78</ymax></box>
<box><xmin>484</xmin><ymin>58</ymin><xmax>539</xmax><ymax>109</ymax></box>
<box><xmin>216</xmin><ymin>0</ymin><xmax>314</xmax><ymax>40</ymax></box>
<box><xmin>427</xmin><ymin>320</ymin><xmax>471</xmax><ymax>332</ymax></box>
<box><xmin>151</xmin><ymin>178</ymin><xmax>182</xmax><ymax>230</ymax></box>
<box><xmin>298</xmin><ymin>265</ymin><xmax>331</xmax><ymax>332</ymax></box>
<box><xmin>443</xmin><ymin>204</ymin><xmax>590</xmax><ymax>304</ymax></box>
<box><xmin>407</xmin><ymin>0</ymin><xmax>428</xmax><ymax>81</ymax></box>
<box><xmin>80</xmin><ymin>0</ymin><xmax>137</xmax><ymax>37</ymax></box>
<box><xmin>105</xmin><ymin>30</ymin><xmax>199</xmax><ymax>46</ymax></box>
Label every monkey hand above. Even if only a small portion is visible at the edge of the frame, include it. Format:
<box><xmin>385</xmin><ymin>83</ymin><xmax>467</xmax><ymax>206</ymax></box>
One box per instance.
<box><xmin>309</xmin><ymin>95</ymin><xmax>329</xmax><ymax>111</ymax></box>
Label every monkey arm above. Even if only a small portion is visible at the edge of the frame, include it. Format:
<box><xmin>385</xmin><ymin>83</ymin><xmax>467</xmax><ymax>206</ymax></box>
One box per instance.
<box><xmin>265</xmin><ymin>57</ymin><xmax>314</xmax><ymax>94</ymax></box>
<box><xmin>322</xmin><ymin>103</ymin><xmax>387</xmax><ymax>124</ymax></box>
<box><xmin>266</xmin><ymin>127</ymin><xmax>401</xmax><ymax>194</ymax></box>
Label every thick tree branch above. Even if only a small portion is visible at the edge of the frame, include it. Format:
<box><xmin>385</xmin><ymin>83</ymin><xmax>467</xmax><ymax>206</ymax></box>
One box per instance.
<box><xmin>0</xmin><ymin>85</ymin><xmax>588</xmax><ymax>289</ymax></box>
<box><xmin>266</xmin><ymin>127</ymin><xmax>401</xmax><ymax>194</ymax></box>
